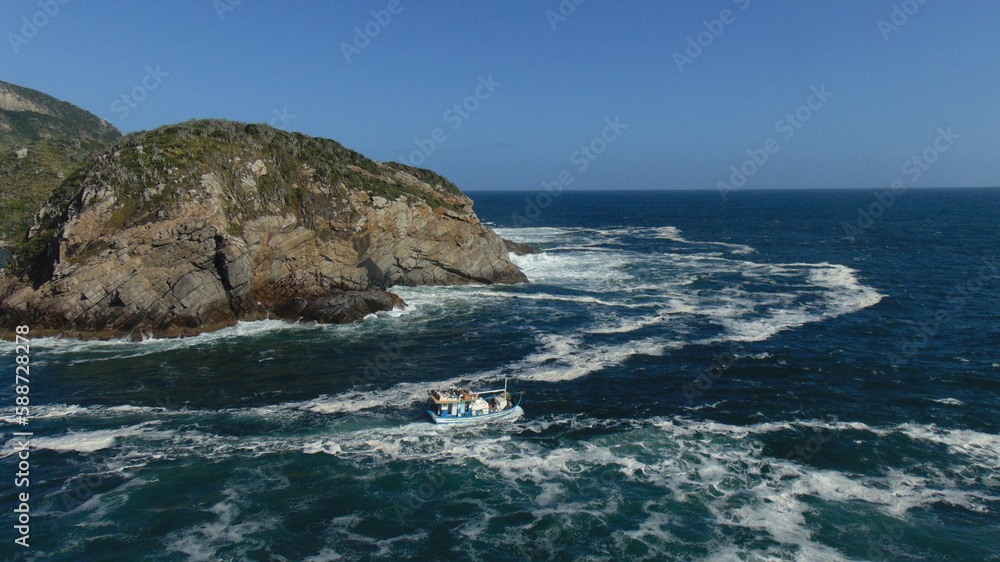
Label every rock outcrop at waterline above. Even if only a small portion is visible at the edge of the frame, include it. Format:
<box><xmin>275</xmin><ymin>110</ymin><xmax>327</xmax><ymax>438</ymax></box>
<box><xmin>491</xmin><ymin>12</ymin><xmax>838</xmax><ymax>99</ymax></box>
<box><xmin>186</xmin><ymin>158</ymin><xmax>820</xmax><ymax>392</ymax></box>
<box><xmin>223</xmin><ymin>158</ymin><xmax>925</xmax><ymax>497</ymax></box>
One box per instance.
<box><xmin>0</xmin><ymin>119</ymin><xmax>525</xmax><ymax>338</ymax></box>
<box><xmin>503</xmin><ymin>239</ymin><xmax>543</xmax><ymax>256</ymax></box>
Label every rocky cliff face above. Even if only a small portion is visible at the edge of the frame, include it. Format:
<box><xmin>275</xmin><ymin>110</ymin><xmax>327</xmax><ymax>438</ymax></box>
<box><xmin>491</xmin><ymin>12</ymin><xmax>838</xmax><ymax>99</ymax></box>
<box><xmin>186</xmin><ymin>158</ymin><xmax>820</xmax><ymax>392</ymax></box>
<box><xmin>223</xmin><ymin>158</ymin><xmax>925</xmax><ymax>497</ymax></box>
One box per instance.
<box><xmin>0</xmin><ymin>119</ymin><xmax>524</xmax><ymax>338</ymax></box>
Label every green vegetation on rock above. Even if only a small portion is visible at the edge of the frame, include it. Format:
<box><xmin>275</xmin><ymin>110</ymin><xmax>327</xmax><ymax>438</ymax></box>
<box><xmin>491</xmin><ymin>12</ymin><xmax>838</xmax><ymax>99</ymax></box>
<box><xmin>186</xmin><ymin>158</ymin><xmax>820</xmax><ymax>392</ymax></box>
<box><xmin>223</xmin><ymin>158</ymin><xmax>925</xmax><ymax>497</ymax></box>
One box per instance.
<box><xmin>0</xmin><ymin>137</ymin><xmax>111</xmax><ymax>242</ymax></box>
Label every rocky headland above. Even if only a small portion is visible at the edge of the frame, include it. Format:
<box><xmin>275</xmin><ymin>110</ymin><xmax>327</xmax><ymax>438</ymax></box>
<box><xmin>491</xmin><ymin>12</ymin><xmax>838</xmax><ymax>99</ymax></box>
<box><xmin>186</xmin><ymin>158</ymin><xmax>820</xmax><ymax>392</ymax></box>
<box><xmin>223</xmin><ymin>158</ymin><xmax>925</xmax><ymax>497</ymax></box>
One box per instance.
<box><xmin>0</xmin><ymin>119</ymin><xmax>526</xmax><ymax>339</ymax></box>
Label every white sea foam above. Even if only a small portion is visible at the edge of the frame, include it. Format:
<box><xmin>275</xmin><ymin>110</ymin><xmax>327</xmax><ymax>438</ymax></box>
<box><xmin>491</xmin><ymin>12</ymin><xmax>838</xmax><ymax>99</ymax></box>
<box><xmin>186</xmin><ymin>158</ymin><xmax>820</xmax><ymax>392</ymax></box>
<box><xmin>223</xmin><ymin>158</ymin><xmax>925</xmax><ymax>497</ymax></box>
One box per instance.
<box><xmin>932</xmin><ymin>397</ymin><xmax>966</xmax><ymax>406</ymax></box>
<box><xmin>477</xmin><ymin>290</ymin><xmax>650</xmax><ymax>309</ymax></box>
<box><xmin>291</xmin><ymin>384</ymin><xmax>426</xmax><ymax>415</ymax></box>
<box><xmin>165</xmin><ymin>488</ymin><xmax>271</xmax><ymax>561</ymax></box>
<box><xmin>507</xmin><ymin>251</ymin><xmax>554</xmax><ymax>274</ymax></box>
<box><xmin>509</xmin><ymin>250</ymin><xmax>634</xmax><ymax>291</ymax></box>
<box><xmin>506</xmin><ymin>232</ymin><xmax>881</xmax><ymax>358</ymax></box>
<box><xmin>19</xmin><ymin>422</ymin><xmax>165</xmax><ymax>454</ymax></box>
<box><xmin>582</xmin><ymin>308</ymin><xmax>674</xmax><ymax>334</ymax></box>
<box><xmin>389</xmin><ymin>284</ymin><xmax>515</xmax><ymax>321</ymax></box>
<box><xmin>647</xmin><ymin>226</ymin><xmax>756</xmax><ymax>254</ymax></box>
<box><xmin>492</xmin><ymin>226</ymin><xmax>575</xmax><ymax>243</ymax></box>
<box><xmin>507</xmin><ymin>334</ymin><xmax>669</xmax><ymax>382</ymax></box>
<box><xmin>496</xmin><ymin>225</ymin><xmax>756</xmax><ymax>256</ymax></box>
<box><xmin>4</xmin><ymin>403</ymin><xmax>92</xmax><ymax>422</ymax></box>
<box><xmin>25</xmin><ymin>319</ymin><xmax>320</xmax><ymax>363</ymax></box>
<box><xmin>898</xmin><ymin>423</ymin><xmax>1000</xmax><ymax>468</ymax></box>
<box><xmin>686</xmin><ymin>262</ymin><xmax>885</xmax><ymax>344</ymax></box>
<box><xmin>303</xmin><ymin>548</ymin><xmax>344</xmax><ymax>562</ymax></box>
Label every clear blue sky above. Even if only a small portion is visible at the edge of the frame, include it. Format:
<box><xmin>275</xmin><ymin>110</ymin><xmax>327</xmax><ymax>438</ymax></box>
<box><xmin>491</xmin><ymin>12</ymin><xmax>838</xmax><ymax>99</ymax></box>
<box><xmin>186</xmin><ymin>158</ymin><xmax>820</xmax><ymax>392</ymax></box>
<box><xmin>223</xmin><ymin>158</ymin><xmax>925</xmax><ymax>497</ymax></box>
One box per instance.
<box><xmin>2</xmin><ymin>0</ymin><xmax>998</xmax><ymax>191</ymax></box>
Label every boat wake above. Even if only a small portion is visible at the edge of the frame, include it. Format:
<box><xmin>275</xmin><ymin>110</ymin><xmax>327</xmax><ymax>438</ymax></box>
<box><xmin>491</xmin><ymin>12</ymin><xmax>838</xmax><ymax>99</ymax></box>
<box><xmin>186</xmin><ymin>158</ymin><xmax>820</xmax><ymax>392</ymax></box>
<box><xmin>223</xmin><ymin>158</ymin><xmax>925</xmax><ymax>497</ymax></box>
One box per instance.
<box><xmin>12</xmin><ymin>403</ymin><xmax>999</xmax><ymax>560</ymax></box>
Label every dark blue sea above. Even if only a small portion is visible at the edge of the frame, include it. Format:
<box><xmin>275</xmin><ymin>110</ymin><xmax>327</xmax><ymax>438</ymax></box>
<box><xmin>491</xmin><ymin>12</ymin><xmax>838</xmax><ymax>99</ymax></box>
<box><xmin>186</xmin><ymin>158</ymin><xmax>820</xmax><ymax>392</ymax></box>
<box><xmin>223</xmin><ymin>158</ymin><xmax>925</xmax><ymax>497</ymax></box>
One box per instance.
<box><xmin>3</xmin><ymin>188</ymin><xmax>999</xmax><ymax>561</ymax></box>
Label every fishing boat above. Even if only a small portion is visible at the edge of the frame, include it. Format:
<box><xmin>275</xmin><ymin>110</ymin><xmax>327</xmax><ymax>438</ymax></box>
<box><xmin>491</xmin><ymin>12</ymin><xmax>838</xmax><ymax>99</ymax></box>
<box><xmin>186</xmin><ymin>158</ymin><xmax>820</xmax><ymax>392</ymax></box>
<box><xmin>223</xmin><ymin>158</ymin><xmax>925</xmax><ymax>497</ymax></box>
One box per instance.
<box><xmin>426</xmin><ymin>379</ymin><xmax>521</xmax><ymax>425</ymax></box>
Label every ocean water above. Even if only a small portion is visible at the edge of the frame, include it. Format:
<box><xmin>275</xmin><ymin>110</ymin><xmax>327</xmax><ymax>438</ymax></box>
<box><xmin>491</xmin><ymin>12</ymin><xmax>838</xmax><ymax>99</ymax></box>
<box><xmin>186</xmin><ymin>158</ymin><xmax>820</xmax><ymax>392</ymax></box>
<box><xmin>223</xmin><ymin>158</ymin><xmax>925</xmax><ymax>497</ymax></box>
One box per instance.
<box><xmin>2</xmin><ymin>188</ymin><xmax>999</xmax><ymax>561</ymax></box>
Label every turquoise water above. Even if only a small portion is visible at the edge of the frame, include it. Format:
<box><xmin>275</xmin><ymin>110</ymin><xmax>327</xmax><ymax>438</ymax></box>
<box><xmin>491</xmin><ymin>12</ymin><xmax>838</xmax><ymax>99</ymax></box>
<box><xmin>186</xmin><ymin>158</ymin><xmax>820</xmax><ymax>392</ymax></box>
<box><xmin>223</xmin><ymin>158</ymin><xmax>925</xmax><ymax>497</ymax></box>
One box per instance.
<box><xmin>2</xmin><ymin>188</ymin><xmax>999</xmax><ymax>560</ymax></box>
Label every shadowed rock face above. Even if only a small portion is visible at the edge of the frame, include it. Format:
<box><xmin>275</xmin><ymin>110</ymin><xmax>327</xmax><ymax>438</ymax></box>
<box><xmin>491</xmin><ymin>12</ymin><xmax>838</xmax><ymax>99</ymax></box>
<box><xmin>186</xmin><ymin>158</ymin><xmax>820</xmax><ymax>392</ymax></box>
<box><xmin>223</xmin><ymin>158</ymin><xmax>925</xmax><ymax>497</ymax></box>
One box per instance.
<box><xmin>0</xmin><ymin>119</ymin><xmax>525</xmax><ymax>338</ymax></box>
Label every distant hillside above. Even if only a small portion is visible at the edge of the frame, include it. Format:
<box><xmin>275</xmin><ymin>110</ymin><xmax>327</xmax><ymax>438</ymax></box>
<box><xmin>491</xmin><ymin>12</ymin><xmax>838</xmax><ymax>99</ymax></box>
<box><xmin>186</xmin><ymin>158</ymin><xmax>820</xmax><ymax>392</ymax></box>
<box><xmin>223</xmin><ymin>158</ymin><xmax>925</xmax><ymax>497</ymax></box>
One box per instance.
<box><xmin>0</xmin><ymin>80</ymin><xmax>122</xmax><ymax>246</ymax></box>
<box><xmin>0</xmin><ymin>80</ymin><xmax>120</xmax><ymax>147</ymax></box>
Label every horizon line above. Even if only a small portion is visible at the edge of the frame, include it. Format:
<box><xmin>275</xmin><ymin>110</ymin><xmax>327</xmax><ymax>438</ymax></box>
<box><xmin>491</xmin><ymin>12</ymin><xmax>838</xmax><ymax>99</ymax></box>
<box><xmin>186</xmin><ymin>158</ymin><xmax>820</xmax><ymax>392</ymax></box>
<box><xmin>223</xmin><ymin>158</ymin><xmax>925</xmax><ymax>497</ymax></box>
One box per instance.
<box><xmin>463</xmin><ymin>185</ymin><xmax>1000</xmax><ymax>193</ymax></box>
